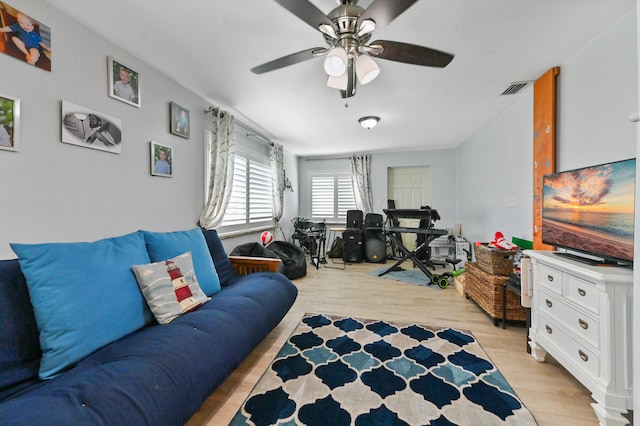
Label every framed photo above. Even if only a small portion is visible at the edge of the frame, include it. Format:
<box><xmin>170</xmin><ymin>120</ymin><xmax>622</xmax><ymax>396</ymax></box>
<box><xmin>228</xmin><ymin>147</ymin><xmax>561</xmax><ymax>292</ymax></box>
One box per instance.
<box><xmin>170</xmin><ymin>102</ymin><xmax>190</xmax><ymax>138</ymax></box>
<box><xmin>0</xmin><ymin>2</ymin><xmax>52</xmax><ymax>71</ymax></box>
<box><xmin>0</xmin><ymin>93</ymin><xmax>19</xmax><ymax>152</ymax></box>
<box><xmin>61</xmin><ymin>100</ymin><xmax>122</xmax><ymax>154</ymax></box>
<box><xmin>150</xmin><ymin>141</ymin><xmax>172</xmax><ymax>177</ymax></box>
<box><xmin>108</xmin><ymin>56</ymin><xmax>141</xmax><ymax>108</ymax></box>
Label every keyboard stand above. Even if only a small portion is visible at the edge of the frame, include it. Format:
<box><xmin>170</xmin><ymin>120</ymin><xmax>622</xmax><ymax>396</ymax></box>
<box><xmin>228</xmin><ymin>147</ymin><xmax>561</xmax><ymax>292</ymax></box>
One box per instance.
<box><xmin>379</xmin><ymin>226</ymin><xmax>447</xmax><ymax>281</ymax></box>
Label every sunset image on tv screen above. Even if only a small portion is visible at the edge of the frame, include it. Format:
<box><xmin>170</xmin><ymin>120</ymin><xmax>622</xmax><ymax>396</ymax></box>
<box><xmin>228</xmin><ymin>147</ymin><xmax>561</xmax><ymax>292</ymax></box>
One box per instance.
<box><xmin>542</xmin><ymin>159</ymin><xmax>635</xmax><ymax>262</ymax></box>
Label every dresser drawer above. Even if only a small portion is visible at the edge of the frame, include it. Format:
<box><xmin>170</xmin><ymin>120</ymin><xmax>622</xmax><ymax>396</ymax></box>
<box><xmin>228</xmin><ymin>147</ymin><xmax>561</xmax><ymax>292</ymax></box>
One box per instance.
<box><xmin>537</xmin><ymin>264</ymin><xmax>563</xmax><ymax>295</ymax></box>
<box><xmin>537</xmin><ymin>313</ymin><xmax>599</xmax><ymax>378</ymax></box>
<box><xmin>564</xmin><ymin>274</ymin><xmax>599</xmax><ymax>315</ymax></box>
<box><xmin>538</xmin><ymin>289</ymin><xmax>600</xmax><ymax>349</ymax></box>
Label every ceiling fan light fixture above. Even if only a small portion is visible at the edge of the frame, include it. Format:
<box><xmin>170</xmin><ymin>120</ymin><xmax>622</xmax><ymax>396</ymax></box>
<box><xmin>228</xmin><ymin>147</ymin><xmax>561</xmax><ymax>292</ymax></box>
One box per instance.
<box><xmin>327</xmin><ymin>73</ymin><xmax>349</xmax><ymax>90</ymax></box>
<box><xmin>359</xmin><ymin>116</ymin><xmax>379</xmax><ymax>129</ymax></box>
<box><xmin>324</xmin><ymin>47</ymin><xmax>348</xmax><ymax>77</ymax></box>
<box><xmin>355</xmin><ymin>54</ymin><xmax>380</xmax><ymax>85</ymax></box>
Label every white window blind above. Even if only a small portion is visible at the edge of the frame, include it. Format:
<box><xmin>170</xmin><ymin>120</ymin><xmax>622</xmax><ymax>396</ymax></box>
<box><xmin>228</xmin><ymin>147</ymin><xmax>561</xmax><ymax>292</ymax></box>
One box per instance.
<box><xmin>249</xmin><ymin>160</ymin><xmax>273</xmax><ymax>223</ymax></box>
<box><xmin>219</xmin><ymin>153</ymin><xmax>274</xmax><ymax>229</ymax></box>
<box><xmin>220</xmin><ymin>156</ymin><xmax>247</xmax><ymax>227</ymax></box>
<box><xmin>311</xmin><ymin>172</ymin><xmax>355</xmax><ymax>221</ymax></box>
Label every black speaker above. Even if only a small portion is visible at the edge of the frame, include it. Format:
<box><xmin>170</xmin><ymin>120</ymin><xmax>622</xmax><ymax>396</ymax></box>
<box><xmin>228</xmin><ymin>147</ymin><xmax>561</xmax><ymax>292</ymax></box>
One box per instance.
<box><xmin>364</xmin><ymin>233</ymin><xmax>386</xmax><ymax>263</ymax></box>
<box><xmin>364</xmin><ymin>213</ymin><xmax>383</xmax><ymax>228</ymax></box>
<box><xmin>342</xmin><ymin>230</ymin><xmax>364</xmax><ymax>263</ymax></box>
<box><xmin>346</xmin><ymin>210</ymin><xmax>363</xmax><ymax>230</ymax></box>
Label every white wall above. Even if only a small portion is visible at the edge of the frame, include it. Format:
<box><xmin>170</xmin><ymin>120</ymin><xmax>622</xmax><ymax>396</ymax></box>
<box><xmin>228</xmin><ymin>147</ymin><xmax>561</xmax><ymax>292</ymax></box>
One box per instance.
<box><xmin>455</xmin><ymin>90</ymin><xmax>534</xmax><ymax>245</ymax></box>
<box><xmin>456</xmin><ymin>9</ymin><xmax>638</xmax><ymax>246</ymax></box>
<box><xmin>0</xmin><ymin>0</ymin><xmax>297</xmax><ymax>259</ymax></box>
<box><xmin>556</xmin><ymin>10</ymin><xmax>638</xmax><ymax>169</ymax></box>
<box><xmin>297</xmin><ymin>148</ymin><xmax>457</xmax><ymax>232</ymax></box>
<box><xmin>369</xmin><ymin>149</ymin><xmax>457</xmax><ymax>231</ymax></box>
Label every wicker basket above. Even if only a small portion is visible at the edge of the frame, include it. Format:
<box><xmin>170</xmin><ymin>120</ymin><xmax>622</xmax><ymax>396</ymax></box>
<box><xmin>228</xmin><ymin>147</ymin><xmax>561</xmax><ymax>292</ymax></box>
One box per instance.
<box><xmin>464</xmin><ymin>262</ymin><xmax>526</xmax><ymax>322</ymax></box>
<box><xmin>474</xmin><ymin>243</ymin><xmax>516</xmax><ymax>276</ymax></box>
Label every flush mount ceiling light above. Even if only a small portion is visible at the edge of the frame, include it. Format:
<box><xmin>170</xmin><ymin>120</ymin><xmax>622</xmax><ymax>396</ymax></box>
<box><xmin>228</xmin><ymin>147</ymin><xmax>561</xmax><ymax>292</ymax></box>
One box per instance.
<box><xmin>359</xmin><ymin>116</ymin><xmax>379</xmax><ymax>129</ymax></box>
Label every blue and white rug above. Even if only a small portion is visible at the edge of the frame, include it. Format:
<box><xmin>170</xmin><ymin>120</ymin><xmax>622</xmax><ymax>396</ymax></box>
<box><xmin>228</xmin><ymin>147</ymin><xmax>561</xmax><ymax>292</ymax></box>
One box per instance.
<box><xmin>368</xmin><ymin>266</ymin><xmax>445</xmax><ymax>288</ymax></box>
<box><xmin>230</xmin><ymin>313</ymin><xmax>537</xmax><ymax>425</ymax></box>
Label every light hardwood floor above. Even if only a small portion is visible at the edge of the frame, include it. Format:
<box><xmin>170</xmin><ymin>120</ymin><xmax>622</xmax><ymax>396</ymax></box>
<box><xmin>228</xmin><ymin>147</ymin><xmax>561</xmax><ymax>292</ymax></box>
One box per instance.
<box><xmin>187</xmin><ymin>260</ymin><xmax>603</xmax><ymax>425</ymax></box>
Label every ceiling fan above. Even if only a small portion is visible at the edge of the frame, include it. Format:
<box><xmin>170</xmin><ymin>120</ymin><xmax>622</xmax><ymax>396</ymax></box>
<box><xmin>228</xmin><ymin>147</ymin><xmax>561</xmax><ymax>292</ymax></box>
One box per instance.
<box><xmin>251</xmin><ymin>0</ymin><xmax>454</xmax><ymax>98</ymax></box>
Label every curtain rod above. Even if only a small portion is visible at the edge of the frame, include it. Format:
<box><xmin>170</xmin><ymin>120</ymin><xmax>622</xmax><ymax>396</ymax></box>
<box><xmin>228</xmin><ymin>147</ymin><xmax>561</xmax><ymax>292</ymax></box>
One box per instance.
<box><xmin>304</xmin><ymin>156</ymin><xmax>351</xmax><ymax>161</ymax></box>
<box><xmin>205</xmin><ymin>106</ymin><xmax>273</xmax><ymax>146</ymax></box>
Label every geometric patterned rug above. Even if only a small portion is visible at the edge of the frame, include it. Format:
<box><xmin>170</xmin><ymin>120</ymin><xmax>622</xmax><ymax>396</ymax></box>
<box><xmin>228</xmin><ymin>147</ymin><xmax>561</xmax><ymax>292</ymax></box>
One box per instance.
<box><xmin>230</xmin><ymin>313</ymin><xmax>537</xmax><ymax>426</ymax></box>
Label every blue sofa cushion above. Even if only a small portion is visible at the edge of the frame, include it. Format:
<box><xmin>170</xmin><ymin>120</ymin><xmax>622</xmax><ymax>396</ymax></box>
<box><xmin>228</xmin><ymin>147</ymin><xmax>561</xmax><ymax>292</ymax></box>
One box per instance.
<box><xmin>0</xmin><ymin>271</ymin><xmax>298</xmax><ymax>426</ymax></box>
<box><xmin>10</xmin><ymin>231</ymin><xmax>154</xmax><ymax>379</ymax></box>
<box><xmin>201</xmin><ymin>228</ymin><xmax>240</xmax><ymax>287</ymax></box>
<box><xmin>143</xmin><ymin>228</ymin><xmax>221</xmax><ymax>296</ymax></box>
<box><xmin>0</xmin><ymin>259</ymin><xmax>40</xmax><ymax>400</ymax></box>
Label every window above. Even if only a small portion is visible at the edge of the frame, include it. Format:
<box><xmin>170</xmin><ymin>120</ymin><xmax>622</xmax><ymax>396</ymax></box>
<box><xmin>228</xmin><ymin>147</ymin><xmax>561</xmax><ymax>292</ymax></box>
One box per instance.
<box><xmin>311</xmin><ymin>172</ymin><xmax>356</xmax><ymax>222</ymax></box>
<box><xmin>219</xmin><ymin>151</ymin><xmax>273</xmax><ymax>229</ymax></box>
<box><xmin>205</xmin><ymin>129</ymin><xmax>274</xmax><ymax>234</ymax></box>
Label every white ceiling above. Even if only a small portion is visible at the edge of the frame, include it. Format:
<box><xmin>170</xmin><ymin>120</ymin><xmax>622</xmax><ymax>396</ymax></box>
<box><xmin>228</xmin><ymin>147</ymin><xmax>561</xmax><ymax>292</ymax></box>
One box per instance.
<box><xmin>44</xmin><ymin>0</ymin><xmax>635</xmax><ymax>156</ymax></box>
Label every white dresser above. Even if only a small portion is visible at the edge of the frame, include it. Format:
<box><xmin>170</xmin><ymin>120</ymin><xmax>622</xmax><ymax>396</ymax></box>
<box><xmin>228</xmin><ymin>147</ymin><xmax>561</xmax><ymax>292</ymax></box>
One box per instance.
<box><xmin>525</xmin><ymin>250</ymin><xmax>633</xmax><ymax>425</ymax></box>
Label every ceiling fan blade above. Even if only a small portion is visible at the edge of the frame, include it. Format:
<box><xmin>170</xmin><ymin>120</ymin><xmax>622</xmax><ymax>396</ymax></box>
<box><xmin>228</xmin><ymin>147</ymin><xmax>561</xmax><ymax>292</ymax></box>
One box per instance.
<box><xmin>360</xmin><ymin>0</ymin><xmax>418</xmax><ymax>27</ymax></box>
<box><xmin>274</xmin><ymin>0</ymin><xmax>337</xmax><ymax>33</ymax></box>
<box><xmin>370</xmin><ymin>40</ymin><xmax>454</xmax><ymax>68</ymax></box>
<box><xmin>251</xmin><ymin>47</ymin><xmax>327</xmax><ymax>74</ymax></box>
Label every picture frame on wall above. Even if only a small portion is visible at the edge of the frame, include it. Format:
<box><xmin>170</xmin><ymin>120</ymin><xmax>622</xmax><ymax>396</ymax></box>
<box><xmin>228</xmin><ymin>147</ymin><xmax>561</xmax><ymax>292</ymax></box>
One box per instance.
<box><xmin>61</xmin><ymin>100</ymin><xmax>122</xmax><ymax>154</ymax></box>
<box><xmin>0</xmin><ymin>2</ymin><xmax>52</xmax><ymax>71</ymax></box>
<box><xmin>170</xmin><ymin>102</ymin><xmax>189</xmax><ymax>139</ymax></box>
<box><xmin>150</xmin><ymin>141</ymin><xmax>172</xmax><ymax>177</ymax></box>
<box><xmin>108</xmin><ymin>56</ymin><xmax>141</xmax><ymax>108</ymax></box>
<box><xmin>0</xmin><ymin>93</ymin><xmax>19</xmax><ymax>152</ymax></box>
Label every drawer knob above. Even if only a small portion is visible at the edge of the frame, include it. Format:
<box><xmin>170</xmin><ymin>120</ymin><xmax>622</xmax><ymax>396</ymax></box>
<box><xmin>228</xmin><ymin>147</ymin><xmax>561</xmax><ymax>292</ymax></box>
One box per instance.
<box><xmin>578</xmin><ymin>288</ymin><xmax>586</xmax><ymax>297</ymax></box>
<box><xmin>545</xmin><ymin>325</ymin><xmax>553</xmax><ymax>334</ymax></box>
<box><xmin>579</xmin><ymin>319</ymin><xmax>589</xmax><ymax>330</ymax></box>
<box><xmin>545</xmin><ymin>299</ymin><xmax>553</xmax><ymax>308</ymax></box>
<box><xmin>579</xmin><ymin>350</ymin><xmax>589</xmax><ymax>362</ymax></box>
<box><xmin>547</xmin><ymin>275</ymin><xmax>554</xmax><ymax>282</ymax></box>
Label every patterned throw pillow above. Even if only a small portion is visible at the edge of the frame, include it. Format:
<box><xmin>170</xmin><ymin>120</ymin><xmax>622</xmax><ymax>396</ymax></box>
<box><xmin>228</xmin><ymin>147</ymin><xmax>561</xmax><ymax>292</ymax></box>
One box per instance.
<box><xmin>132</xmin><ymin>251</ymin><xmax>210</xmax><ymax>324</ymax></box>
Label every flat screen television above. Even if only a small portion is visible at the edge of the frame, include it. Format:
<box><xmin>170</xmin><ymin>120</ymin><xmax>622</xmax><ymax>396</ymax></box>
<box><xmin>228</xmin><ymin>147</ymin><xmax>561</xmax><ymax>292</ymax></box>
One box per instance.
<box><xmin>542</xmin><ymin>158</ymin><xmax>636</xmax><ymax>266</ymax></box>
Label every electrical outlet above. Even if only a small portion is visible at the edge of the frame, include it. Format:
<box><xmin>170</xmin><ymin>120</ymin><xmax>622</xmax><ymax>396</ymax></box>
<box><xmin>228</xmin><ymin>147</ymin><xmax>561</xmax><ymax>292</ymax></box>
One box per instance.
<box><xmin>506</xmin><ymin>196</ymin><xmax>516</xmax><ymax>208</ymax></box>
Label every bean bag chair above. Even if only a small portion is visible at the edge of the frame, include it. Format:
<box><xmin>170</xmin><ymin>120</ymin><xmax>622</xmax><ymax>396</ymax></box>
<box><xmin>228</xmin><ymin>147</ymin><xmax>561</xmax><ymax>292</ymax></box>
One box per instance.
<box><xmin>266</xmin><ymin>241</ymin><xmax>307</xmax><ymax>280</ymax></box>
<box><xmin>230</xmin><ymin>242</ymin><xmax>285</xmax><ymax>275</ymax></box>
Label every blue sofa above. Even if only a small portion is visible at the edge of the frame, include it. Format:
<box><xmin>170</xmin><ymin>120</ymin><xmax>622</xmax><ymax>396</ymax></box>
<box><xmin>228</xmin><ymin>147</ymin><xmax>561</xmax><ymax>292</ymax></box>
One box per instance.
<box><xmin>0</xmin><ymin>229</ymin><xmax>297</xmax><ymax>425</ymax></box>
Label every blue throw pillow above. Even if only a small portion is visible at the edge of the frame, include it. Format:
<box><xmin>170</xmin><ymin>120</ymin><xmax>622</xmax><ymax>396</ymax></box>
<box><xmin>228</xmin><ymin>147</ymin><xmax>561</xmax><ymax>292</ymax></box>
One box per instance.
<box><xmin>142</xmin><ymin>228</ymin><xmax>221</xmax><ymax>296</ymax></box>
<box><xmin>0</xmin><ymin>259</ymin><xmax>41</xmax><ymax>396</ymax></box>
<box><xmin>10</xmin><ymin>231</ymin><xmax>154</xmax><ymax>379</ymax></box>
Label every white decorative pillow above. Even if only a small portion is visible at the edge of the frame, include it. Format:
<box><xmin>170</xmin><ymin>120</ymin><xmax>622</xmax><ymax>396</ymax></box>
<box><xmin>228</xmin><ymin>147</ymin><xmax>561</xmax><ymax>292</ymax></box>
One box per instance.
<box><xmin>132</xmin><ymin>251</ymin><xmax>210</xmax><ymax>324</ymax></box>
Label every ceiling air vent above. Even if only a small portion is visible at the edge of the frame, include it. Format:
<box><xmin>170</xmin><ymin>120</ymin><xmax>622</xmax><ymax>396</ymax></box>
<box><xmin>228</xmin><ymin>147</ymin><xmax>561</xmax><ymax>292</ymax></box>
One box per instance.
<box><xmin>500</xmin><ymin>81</ymin><xmax>533</xmax><ymax>96</ymax></box>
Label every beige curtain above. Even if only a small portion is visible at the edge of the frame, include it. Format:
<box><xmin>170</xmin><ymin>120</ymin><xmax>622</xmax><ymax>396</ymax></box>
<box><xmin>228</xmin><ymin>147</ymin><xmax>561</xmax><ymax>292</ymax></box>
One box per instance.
<box><xmin>199</xmin><ymin>107</ymin><xmax>236</xmax><ymax>229</ymax></box>
<box><xmin>350</xmin><ymin>154</ymin><xmax>373</xmax><ymax>213</ymax></box>
<box><xmin>270</xmin><ymin>143</ymin><xmax>286</xmax><ymax>240</ymax></box>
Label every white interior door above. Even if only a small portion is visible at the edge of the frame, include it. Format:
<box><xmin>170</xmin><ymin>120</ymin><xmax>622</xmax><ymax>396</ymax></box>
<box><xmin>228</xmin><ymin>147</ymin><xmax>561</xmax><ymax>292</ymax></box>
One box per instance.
<box><xmin>387</xmin><ymin>166</ymin><xmax>432</xmax><ymax>209</ymax></box>
<box><xmin>387</xmin><ymin>166</ymin><xmax>432</xmax><ymax>250</ymax></box>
